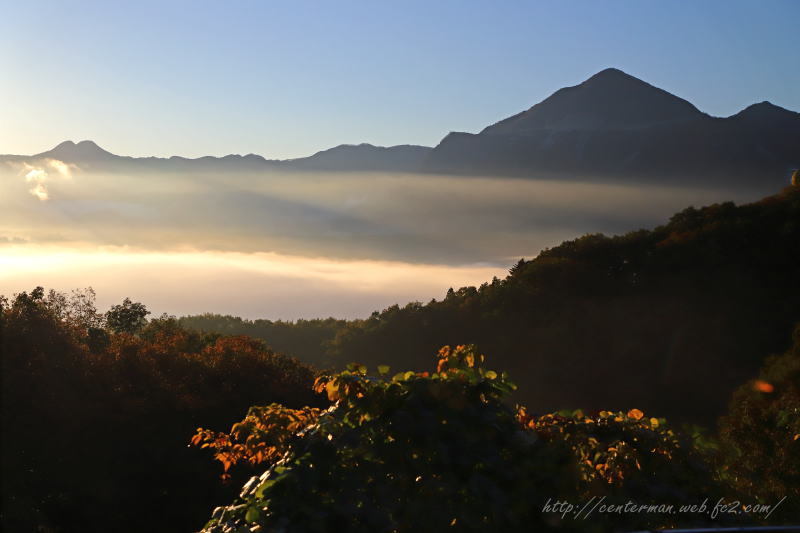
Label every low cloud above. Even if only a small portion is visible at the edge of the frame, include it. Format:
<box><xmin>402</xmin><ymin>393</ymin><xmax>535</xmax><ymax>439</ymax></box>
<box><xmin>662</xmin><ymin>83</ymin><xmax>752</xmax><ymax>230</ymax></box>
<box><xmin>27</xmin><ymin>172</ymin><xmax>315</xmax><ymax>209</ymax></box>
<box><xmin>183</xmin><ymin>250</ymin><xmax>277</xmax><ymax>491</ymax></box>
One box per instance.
<box><xmin>28</xmin><ymin>182</ymin><xmax>49</xmax><ymax>201</ymax></box>
<box><xmin>24</xmin><ymin>167</ymin><xmax>48</xmax><ymax>181</ymax></box>
<box><xmin>45</xmin><ymin>158</ymin><xmax>75</xmax><ymax>179</ymax></box>
<box><xmin>0</xmin><ymin>165</ymin><xmax>774</xmax><ymax>318</ymax></box>
<box><xmin>0</xmin><ymin>235</ymin><xmax>29</xmax><ymax>244</ymax></box>
<box><xmin>0</xmin><ymin>245</ymin><xmax>503</xmax><ymax>319</ymax></box>
<box><xmin>15</xmin><ymin>159</ymin><xmax>76</xmax><ymax>201</ymax></box>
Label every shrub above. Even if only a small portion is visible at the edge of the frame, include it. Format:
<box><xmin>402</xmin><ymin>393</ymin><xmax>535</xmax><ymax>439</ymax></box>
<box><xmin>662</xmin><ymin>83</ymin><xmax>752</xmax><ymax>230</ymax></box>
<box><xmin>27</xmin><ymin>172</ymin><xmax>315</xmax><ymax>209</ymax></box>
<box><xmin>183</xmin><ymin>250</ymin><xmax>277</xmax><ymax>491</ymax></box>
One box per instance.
<box><xmin>195</xmin><ymin>345</ymin><xmax>723</xmax><ymax>532</ymax></box>
<box><xmin>718</xmin><ymin>324</ymin><xmax>800</xmax><ymax>521</ymax></box>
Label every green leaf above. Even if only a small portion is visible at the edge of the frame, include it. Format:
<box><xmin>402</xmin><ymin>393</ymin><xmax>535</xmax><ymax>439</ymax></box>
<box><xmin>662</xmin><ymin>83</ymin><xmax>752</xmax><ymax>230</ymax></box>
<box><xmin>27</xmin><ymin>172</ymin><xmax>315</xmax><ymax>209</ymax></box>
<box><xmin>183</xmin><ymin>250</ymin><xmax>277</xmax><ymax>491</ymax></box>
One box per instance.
<box><xmin>377</xmin><ymin>365</ymin><xmax>390</xmax><ymax>375</ymax></box>
<box><xmin>245</xmin><ymin>506</ymin><xmax>262</xmax><ymax>523</ymax></box>
<box><xmin>346</xmin><ymin>362</ymin><xmax>368</xmax><ymax>375</ymax></box>
<box><xmin>255</xmin><ymin>479</ymin><xmax>277</xmax><ymax>498</ymax></box>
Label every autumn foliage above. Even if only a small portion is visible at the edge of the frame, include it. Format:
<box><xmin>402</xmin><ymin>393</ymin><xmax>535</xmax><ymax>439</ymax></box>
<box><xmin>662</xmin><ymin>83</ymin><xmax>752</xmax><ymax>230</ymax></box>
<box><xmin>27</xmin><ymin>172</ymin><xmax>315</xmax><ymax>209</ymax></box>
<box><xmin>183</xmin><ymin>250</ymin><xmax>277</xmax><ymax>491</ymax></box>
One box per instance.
<box><xmin>191</xmin><ymin>404</ymin><xmax>323</xmax><ymax>478</ymax></box>
<box><xmin>195</xmin><ymin>345</ymin><xmax>727</xmax><ymax>532</ymax></box>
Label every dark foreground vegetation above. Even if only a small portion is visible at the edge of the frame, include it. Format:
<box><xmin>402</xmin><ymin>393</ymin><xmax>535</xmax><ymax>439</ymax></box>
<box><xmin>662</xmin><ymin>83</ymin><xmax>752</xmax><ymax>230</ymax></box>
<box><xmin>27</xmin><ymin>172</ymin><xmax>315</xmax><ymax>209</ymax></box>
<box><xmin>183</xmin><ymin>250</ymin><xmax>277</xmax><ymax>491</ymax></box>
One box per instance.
<box><xmin>2</xmin><ymin>187</ymin><xmax>798</xmax><ymax>532</ymax></box>
<box><xmin>0</xmin><ymin>289</ymin><xmax>324</xmax><ymax>532</ymax></box>
<box><xmin>184</xmin><ymin>186</ymin><xmax>800</xmax><ymax>425</ymax></box>
<box><xmin>193</xmin><ymin>340</ymin><xmax>800</xmax><ymax>531</ymax></box>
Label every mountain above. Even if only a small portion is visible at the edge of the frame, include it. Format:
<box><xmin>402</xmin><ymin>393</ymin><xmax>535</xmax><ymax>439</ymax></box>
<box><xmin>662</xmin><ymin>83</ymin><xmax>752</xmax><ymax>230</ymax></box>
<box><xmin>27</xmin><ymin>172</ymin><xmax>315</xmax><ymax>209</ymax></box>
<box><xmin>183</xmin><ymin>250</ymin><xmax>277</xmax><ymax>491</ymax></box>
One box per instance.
<box><xmin>37</xmin><ymin>140</ymin><xmax>119</xmax><ymax>162</ymax></box>
<box><xmin>481</xmin><ymin>68</ymin><xmax>704</xmax><ymax>134</ymax></box>
<box><xmin>2</xmin><ymin>68</ymin><xmax>797</xmax><ymax>183</ymax></box>
<box><xmin>424</xmin><ymin>68</ymin><xmax>800</xmax><ymax>188</ymax></box>
<box><xmin>284</xmin><ymin>143</ymin><xmax>430</xmax><ymax>172</ymax></box>
<box><xmin>1</xmin><ymin>140</ymin><xmax>431</xmax><ymax>173</ymax></box>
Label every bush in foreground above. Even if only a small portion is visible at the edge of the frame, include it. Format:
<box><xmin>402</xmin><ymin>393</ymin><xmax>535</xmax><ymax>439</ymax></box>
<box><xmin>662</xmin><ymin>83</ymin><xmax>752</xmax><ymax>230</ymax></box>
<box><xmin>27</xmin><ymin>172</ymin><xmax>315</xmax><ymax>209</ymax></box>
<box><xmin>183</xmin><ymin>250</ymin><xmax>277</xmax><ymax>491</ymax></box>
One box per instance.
<box><xmin>719</xmin><ymin>324</ymin><xmax>800</xmax><ymax>518</ymax></box>
<box><xmin>194</xmin><ymin>345</ymin><xmax>723</xmax><ymax>532</ymax></box>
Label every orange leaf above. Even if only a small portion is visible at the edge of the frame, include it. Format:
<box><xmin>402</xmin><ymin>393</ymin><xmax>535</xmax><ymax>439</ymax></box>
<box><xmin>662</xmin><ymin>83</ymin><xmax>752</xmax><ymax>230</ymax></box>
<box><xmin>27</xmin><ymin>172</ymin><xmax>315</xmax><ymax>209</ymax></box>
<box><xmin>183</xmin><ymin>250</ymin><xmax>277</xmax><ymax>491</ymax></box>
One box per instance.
<box><xmin>753</xmin><ymin>380</ymin><xmax>774</xmax><ymax>393</ymax></box>
<box><xmin>627</xmin><ymin>409</ymin><xmax>644</xmax><ymax>420</ymax></box>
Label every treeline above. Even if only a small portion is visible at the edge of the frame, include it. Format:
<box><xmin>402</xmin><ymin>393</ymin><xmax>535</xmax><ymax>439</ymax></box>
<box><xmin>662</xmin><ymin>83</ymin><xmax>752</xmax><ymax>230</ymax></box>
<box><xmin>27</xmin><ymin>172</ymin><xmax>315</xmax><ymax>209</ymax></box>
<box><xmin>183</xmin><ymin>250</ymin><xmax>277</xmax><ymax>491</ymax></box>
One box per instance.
<box><xmin>178</xmin><ymin>314</ymin><xmax>346</xmax><ymax>368</ymax></box>
<box><xmin>0</xmin><ymin>288</ymin><xmax>327</xmax><ymax>533</ymax></box>
<box><xmin>183</xmin><ymin>186</ymin><xmax>800</xmax><ymax>424</ymax></box>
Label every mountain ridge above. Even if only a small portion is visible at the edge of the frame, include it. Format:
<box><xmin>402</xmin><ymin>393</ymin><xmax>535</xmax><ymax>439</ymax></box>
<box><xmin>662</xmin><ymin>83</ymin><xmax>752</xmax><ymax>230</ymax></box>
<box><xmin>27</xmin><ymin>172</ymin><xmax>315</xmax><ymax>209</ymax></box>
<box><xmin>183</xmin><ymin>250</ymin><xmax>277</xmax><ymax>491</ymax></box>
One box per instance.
<box><xmin>423</xmin><ymin>69</ymin><xmax>799</xmax><ymax>187</ymax></box>
<box><xmin>3</xmin><ymin>139</ymin><xmax>433</xmax><ymax>173</ymax></box>
<box><xmin>3</xmin><ymin>68</ymin><xmax>797</xmax><ymax>184</ymax></box>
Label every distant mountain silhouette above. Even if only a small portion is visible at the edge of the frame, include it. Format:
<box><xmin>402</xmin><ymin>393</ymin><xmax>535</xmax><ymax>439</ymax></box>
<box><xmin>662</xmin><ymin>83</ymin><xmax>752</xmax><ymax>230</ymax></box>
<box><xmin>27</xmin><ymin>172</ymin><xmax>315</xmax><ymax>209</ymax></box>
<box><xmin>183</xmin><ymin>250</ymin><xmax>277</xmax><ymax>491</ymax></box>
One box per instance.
<box><xmin>39</xmin><ymin>140</ymin><xmax>118</xmax><ymax>162</ymax></box>
<box><xmin>2</xmin><ymin>68</ymin><xmax>797</xmax><ymax>185</ymax></box>
<box><xmin>285</xmin><ymin>143</ymin><xmax>430</xmax><ymax>172</ymax></box>
<box><xmin>2</xmin><ymin>140</ymin><xmax>431</xmax><ymax>173</ymax></box>
<box><xmin>424</xmin><ymin>68</ymin><xmax>800</xmax><ymax>188</ymax></box>
<box><xmin>481</xmin><ymin>68</ymin><xmax>704</xmax><ymax>134</ymax></box>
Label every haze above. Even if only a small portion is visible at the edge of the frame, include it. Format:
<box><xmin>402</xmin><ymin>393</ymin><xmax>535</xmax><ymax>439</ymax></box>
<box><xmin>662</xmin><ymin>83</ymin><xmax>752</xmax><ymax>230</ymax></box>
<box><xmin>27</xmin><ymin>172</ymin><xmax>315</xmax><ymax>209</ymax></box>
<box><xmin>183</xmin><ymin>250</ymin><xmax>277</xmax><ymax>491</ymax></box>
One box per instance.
<box><xmin>0</xmin><ymin>163</ymin><xmax>764</xmax><ymax>318</ymax></box>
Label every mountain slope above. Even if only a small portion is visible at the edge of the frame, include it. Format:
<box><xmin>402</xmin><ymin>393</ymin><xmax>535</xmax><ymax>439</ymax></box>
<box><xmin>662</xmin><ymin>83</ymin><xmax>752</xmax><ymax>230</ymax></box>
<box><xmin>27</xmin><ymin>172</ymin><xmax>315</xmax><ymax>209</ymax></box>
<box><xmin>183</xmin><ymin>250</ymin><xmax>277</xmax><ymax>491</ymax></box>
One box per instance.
<box><xmin>481</xmin><ymin>68</ymin><xmax>704</xmax><ymax>134</ymax></box>
<box><xmin>424</xmin><ymin>69</ymin><xmax>800</xmax><ymax>188</ymax></box>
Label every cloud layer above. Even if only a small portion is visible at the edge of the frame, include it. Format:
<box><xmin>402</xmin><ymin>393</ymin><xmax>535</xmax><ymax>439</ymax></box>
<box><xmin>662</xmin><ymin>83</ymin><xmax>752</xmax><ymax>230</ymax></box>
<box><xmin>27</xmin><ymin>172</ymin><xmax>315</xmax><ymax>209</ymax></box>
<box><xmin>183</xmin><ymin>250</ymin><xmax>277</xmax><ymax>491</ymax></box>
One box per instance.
<box><xmin>0</xmin><ymin>165</ymin><xmax>769</xmax><ymax>317</ymax></box>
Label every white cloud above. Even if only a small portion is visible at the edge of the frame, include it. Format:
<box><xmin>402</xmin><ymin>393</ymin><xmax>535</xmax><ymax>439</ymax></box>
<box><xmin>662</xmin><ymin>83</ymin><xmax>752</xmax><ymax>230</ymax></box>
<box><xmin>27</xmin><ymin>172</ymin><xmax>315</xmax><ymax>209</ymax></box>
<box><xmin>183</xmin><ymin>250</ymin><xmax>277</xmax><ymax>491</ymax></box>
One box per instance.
<box><xmin>46</xmin><ymin>158</ymin><xmax>76</xmax><ymax>179</ymax></box>
<box><xmin>29</xmin><ymin>182</ymin><xmax>49</xmax><ymax>201</ymax></box>
<box><xmin>13</xmin><ymin>159</ymin><xmax>76</xmax><ymax>201</ymax></box>
<box><xmin>24</xmin><ymin>167</ymin><xmax>48</xmax><ymax>182</ymax></box>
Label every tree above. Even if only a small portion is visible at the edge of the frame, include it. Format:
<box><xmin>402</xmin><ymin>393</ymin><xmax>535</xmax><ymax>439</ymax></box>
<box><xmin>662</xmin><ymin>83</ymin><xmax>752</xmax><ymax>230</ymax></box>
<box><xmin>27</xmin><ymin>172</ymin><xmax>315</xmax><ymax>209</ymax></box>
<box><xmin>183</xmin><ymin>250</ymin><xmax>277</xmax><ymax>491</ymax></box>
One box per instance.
<box><xmin>45</xmin><ymin>287</ymin><xmax>104</xmax><ymax>329</ymax></box>
<box><xmin>2</xmin><ymin>287</ymin><xmax>321</xmax><ymax>533</ymax></box>
<box><xmin>105</xmin><ymin>297</ymin><xmax>150</xmax><ymax>334</ymax></box>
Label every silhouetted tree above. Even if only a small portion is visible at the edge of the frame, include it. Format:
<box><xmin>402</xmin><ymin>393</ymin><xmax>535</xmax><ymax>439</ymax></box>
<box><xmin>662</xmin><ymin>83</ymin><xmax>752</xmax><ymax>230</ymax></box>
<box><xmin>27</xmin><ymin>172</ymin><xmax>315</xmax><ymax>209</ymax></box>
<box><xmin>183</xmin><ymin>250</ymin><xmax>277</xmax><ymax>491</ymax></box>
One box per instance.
<box><xmin>105</xmin><ymin>297</ymin><xmax>150</xmax><ymax>334</ymax></box>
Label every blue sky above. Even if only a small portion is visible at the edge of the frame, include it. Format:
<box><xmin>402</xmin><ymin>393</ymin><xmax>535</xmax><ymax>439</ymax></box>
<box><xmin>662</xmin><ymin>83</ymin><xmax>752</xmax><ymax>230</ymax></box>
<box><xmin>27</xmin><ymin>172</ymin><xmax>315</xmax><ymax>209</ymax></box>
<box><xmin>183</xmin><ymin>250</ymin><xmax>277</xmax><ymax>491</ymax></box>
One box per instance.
<box><xmin>2</xmin><ymin>0</ymin><xmax>798</xmax><ymax>159</ymax></box>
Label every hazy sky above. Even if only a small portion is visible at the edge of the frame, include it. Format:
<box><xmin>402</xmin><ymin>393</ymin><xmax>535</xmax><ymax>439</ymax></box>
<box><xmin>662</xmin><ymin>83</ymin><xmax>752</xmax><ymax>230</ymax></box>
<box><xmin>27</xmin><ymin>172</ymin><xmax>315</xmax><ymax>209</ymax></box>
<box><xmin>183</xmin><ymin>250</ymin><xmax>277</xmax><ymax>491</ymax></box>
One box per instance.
<box><xmin>2</xmin><ymin>0</ymin><xmax>798</xmax><ymax>159</ymax></box>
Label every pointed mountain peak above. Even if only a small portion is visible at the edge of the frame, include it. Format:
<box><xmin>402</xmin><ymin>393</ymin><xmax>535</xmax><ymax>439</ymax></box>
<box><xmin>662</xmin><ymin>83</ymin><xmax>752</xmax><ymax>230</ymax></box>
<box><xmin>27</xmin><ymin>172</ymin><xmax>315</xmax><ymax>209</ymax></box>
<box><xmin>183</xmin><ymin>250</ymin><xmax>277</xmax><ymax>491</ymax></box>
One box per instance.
<box><xmin>482</xmin><ymin>69</ymin><xmax>704</xmax><ymax>135</ymax></box>
<box><xmin>584</xmin><ymin>67</ymin><xmax>637</xmax><ymax>83</ymax></box>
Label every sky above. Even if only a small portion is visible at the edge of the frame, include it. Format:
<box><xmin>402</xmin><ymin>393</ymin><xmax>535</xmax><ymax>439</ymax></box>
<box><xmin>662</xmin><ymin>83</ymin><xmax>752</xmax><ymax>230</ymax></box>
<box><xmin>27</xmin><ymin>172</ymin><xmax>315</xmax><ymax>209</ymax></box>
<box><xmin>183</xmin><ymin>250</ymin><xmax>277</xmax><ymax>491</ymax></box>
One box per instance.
<box><xmin>1</xmin><ymin>0</ymin><xmax>798</xmax><ymax>159</ymax></box>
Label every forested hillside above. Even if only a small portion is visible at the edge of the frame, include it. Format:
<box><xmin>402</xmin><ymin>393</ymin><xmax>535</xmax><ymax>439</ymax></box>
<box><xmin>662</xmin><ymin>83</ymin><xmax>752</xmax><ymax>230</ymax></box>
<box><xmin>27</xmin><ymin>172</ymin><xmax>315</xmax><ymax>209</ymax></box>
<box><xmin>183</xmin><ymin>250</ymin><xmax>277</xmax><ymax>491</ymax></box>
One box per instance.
<box><xmin>184</xmin><ymin>186</ymin><xmax>800</xmax><ymax>424</ymax></box>
<box><xmin>0</xmin><ymin>290</ymin><xmax>326</xmax><ymax>532</ymax></box>
<box><xmin>178</xmin><ymin>315</ymin><xmax>345</xmax><ymax>368</ymax></box>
